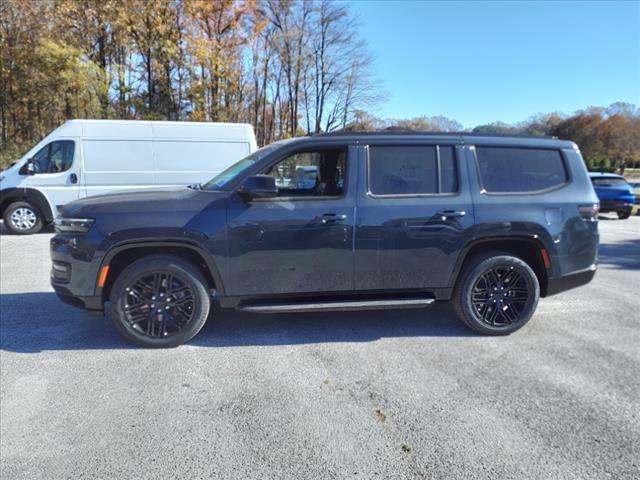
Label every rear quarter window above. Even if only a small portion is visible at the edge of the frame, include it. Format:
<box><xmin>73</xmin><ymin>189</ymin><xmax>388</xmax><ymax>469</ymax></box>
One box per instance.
<box><xmin>475</xmin><ymin>147</ymin><xmax>568</xmax><ymax>193</ymax></box>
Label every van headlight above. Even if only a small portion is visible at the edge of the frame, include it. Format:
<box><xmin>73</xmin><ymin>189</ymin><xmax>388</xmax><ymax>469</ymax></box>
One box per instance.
<box><xmin>54</xmin><ymin>217</ymin><xmax>95</xmax><ymax>233</ymax></box>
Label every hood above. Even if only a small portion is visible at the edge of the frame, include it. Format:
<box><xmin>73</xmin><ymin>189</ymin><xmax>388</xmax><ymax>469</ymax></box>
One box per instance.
<box><xmin>0</xmin><ymin>161</ymin><xmax>25</xmax><ymax>187</ymax></box>
<box><xmin>60</xmin><ymin>187</ymin><xmax>207</xmax><ymax>215</ymax></box>
<box><xmin>60</xmin><ymin>187</ymin><xmax>228</xmax><ymax>235</ymax></box>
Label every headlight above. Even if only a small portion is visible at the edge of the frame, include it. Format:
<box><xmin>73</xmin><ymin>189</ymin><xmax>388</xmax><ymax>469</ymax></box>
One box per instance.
<box><xmin>54</xmin><ymin>217</ymin><xmax>95</xmax><ymax>233</ymax></box>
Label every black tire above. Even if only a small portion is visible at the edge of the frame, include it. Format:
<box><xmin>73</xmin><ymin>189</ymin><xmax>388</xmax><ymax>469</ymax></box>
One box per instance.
<box><xmin>452</xmin><ymin>251</ymin><xmax>540</xmax><ymax>335</ymax></box>
<box><xmin>109</xmin><ymin>255</ymin><xmax>211</xmax><ymax>348</ymax></box>
<box><xmin>617</xmin><ymin>210</ymin><xmax>631</xmax><ymax>220</ymax></box>
<box><xmin>3</xmin><ymin>201</ymin><xmax>44</xmax><ymax>234</ymax></box>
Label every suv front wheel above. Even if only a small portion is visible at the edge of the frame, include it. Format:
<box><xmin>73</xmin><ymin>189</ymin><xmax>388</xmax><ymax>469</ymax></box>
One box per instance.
<box><xmin>452</xmin><ymin>252</ymin><xmax>540</xmax><ymax>335</ymax></box>
<box><xmin>109</xmin><ymin>255</ymin><xmax>211</xmax><ymax>347</ymax></box>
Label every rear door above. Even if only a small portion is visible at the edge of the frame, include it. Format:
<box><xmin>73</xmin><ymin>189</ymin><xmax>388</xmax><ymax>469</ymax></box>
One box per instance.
<box><xmin>354</xmin><ymin>141</ymin><xmax>475</xmax><ymax>291</ymax></box>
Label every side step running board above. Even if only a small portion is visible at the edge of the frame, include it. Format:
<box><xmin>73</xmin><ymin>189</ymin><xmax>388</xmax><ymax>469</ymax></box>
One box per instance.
<box><xmin>238</xmin><ymin>298</ymin><xmax>435</xmax><ymax>314</ymax></box>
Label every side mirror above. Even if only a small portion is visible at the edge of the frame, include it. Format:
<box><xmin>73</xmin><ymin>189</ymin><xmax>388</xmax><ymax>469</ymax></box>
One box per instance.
<box><xmin>237</xmin><ymin>175</ymin><xmax>278</xmax><ymax>200</ymax></box>
<box><xmin>19</xmin><ymin>158</ymin><xmax>35</xmax><ymax>175</ymax></box>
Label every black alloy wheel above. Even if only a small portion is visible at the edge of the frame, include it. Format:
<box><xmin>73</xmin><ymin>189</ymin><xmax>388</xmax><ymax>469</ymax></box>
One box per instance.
<box><xmin>110</xmin><ymin>255</ymin><xmax>211</xmax><ymax>347</ymax></box>
<box><xmin>122</xmin><ymin>271</ymin><xmax>196</xmax><ymax>338</ymax></box>
<box><xmin>471</xmin><ymin>266</ymin><xmax>531</xmax><ymax>327</ymax></box>
<box><xmin>452</xmin><ymin>252</ymin><xmax>540</xmax><ymax>335</ymax></box>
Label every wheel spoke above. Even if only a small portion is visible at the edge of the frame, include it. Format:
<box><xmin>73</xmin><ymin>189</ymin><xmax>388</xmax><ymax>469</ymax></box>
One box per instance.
<box><xmin>486</xmin><ymin>304</ymin><xmax>500</xmax><ymax>325</ymax></box>
<box><xmin>501</xmin><ymin>304</ymin><xmax>518</xmax><ymax>324</ymax></box>
<box><xmin>502</xmin><ymin>269</ymin><xmax>521</xmax><ymax>287</ymax></box>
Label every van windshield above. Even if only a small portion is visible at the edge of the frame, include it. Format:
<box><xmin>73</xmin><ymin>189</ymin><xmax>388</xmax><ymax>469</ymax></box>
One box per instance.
<box><xmin>202</xmin><ymin>145</ymin><xmax>275</xmax><ymax>190</ymax></box>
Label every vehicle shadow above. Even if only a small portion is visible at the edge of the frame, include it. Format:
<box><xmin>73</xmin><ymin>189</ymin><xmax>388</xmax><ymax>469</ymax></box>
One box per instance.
<box><xmin>598</xmin><ymin>238</ymin><xmax>640</xmax><ymax>270</ymax></box>
<box><xmin>0</xmin><ymin>292</ymin><xmax>474</xmax><ymax>353</ymax></box>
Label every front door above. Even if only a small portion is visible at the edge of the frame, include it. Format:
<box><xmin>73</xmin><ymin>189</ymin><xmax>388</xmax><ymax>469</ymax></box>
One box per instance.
<box><xmin>354</xmin><ymin>143</ymin><xmax>475</xmax><ymax>291</ymax></box>
<box><xmin>226</xmin><ymin>145</ymin><xmax>356</xmax><ymax>297</ymax></box>
<box><xmin>22</xmin><ymin>138</ymin><xmax>82</xmax><ymax>212</ymax></box>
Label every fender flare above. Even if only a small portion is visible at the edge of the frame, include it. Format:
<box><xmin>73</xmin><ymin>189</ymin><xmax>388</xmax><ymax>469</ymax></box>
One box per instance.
<box><xmin>448</xmin><ymin>234</ymin><xmax>551</xmax><ymax>288</ymax></box>
<box><xmin>0</xmin><ymin>187</ymin><xmax>55</xmax><ymax>223</ymax></box>
<box><xmin>99</xmin><ymin>239</ymin><xmax>227</xmax><ymax>297</ymax></box>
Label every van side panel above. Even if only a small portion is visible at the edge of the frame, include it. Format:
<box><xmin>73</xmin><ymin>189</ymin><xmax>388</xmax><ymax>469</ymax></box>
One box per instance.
<box><xmin>82</xmin><ymin>139</ymin><xmax>156</xmax><ymax>197</ymax></box>
<box><xmin>154</xmin><ymin>140</ymin><xmax>251</xmax><ymax>186</ymax></box>
<box><xmin>80</xmin><ymin>121</ymin><xmax>256</xmax><ymax>196</ymax></box>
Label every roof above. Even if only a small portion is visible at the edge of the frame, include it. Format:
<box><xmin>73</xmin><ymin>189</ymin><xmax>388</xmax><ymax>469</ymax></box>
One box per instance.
<box><xmin>588</xmin><ymin>172</ymin><xmax>624</xmax><ymax>178</ymax></box>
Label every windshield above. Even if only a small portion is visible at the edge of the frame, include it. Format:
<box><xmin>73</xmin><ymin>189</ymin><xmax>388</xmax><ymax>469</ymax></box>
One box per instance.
<box><xmin>202</xmin><ymin>145</ymin><xmax>276</xmax><ymax>190</ymax></box>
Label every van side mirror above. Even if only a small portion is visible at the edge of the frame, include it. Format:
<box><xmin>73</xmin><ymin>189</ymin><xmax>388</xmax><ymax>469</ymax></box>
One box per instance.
<box><xmin>19</xmin><ymin>158</ymin><xmax>35</xmax><ymax>175</ymax></box>
<box><xmin>237</xmin><ymin>175</ymin><xmax>278</xmax><ymax>200</ymax></box>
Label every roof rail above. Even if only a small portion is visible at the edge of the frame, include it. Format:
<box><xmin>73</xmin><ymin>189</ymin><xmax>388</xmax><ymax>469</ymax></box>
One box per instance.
<box><xmin>315</xmin><ymin>130</ymin><xmax>558</xmax><ymax>140</ymax></box>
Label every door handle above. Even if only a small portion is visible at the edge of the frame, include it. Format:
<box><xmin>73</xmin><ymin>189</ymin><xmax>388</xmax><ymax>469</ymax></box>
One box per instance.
<box><xmin>436</xmin><ymin>210</ymin><xmax>466</xmax><ymax>220</ymax></box>
<box><xmin>316</xmin><ymin>213</ymin><xmax>348</xmax><ymax>224</ymax></box>
<box><xmin>69</xmin><ymin>173</ymin><xmax>78</xmax><ymax>184</ymax></box>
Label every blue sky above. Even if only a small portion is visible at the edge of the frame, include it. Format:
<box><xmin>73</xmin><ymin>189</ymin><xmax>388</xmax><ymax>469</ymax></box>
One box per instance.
<box><xmin>348</xmin><ymin>0</ymin><xmax>640</xmax><ymax>128</ymax></box>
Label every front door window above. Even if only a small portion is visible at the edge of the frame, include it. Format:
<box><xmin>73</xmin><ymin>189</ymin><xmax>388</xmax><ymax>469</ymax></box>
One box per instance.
<box><xmin>31</xmin><ymin>140</ymin><xmax>75</xmax><ymax>174</ymax></box>
<box><xmin>260</xmin><ymin>149</ymin><xmax>347</xmax><ymax>197</ymax></box>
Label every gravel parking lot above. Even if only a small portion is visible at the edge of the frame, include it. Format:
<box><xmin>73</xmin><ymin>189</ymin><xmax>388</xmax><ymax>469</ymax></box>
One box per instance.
<box><xmin>1</xmin><ymin>216</ymin><xmax>639</xmax><ymax>479</ymax></box>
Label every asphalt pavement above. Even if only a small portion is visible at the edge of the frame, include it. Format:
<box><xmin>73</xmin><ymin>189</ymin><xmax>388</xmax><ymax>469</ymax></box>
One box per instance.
<box><xmin>1</xmin><ymin>215</ymin><xmax>639</xmax><ymax>479</ymax></box>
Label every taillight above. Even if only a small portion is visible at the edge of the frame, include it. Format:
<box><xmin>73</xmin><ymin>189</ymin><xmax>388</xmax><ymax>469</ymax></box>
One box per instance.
<box><xmin>579</xmin><ymin>204</ymin><xmax>599</xmax><ymax>222</ymax></box>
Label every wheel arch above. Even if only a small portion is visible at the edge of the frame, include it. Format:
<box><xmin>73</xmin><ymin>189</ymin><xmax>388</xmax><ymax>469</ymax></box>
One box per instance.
<box><xmin>450</xmin><ymin>236</ymin><xmax>551</xmax><ymax>297</ymax></box>
<box><xmin>0</xmin><ymin>187</ymin><xmax>55</xmax><ymax>223</ymax></box>
<box><xmin>99</xmin><ymin>241</ymin><xmax>226</xmax><ymax>304</ymax></box>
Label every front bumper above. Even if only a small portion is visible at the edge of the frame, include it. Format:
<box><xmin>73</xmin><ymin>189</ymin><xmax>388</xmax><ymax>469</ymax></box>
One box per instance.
<box><xmin>52</xmin><ymin>285</ymin><xmax>103</xmax><ymax>313</ymax></box>
<box><xmin>50</xmin><ymin>232</ymin><xmax>108</xmax><ymax>314</ymax></box>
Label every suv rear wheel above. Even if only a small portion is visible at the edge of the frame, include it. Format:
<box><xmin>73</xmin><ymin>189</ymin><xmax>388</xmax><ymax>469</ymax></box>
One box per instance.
<box><xmin>617</xmin><ymin>210</ymin><xmax>631</xmax><ymax>220</ymax></box>
<box><xmin>452</xmin><ymin>252</ymin><xmax>540</xmax><ymax>335</ymax></box>
<box><xmin>109</xmin><ymin>255</ymin><xmax>211</xmax><ymax>347</ymax></box>
<box><xmin>3</xmin><ymin>201</ymin><xmax>44</xmax><ymax>234</ymax></box>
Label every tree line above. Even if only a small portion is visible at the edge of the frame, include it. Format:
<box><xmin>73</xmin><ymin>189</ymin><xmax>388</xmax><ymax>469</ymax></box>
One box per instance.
<box><xmin>348</xmin><ymin>103</ymin><xmax>640</xmax><ymax>172</ymax></box>
<box><xmin>0</xmin><ymin>0</ymin><xmax>380</xmax><ymax>166</ymax></box>
<box><xmin>1</xmin><ymin>0</ymin><xmax>638</xmax><ymax>173</ymax></box>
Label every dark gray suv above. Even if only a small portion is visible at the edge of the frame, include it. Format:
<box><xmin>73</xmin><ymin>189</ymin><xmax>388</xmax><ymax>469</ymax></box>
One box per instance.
<box><xmin>50</xmin><ymin>133</ymin><xmax>599</xmax><ymax>347</ymax></box>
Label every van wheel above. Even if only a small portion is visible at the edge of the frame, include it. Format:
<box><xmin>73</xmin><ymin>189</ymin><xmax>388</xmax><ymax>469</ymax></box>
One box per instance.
<box><xmin>617</xmin><ymin>210</ymin><xmax>631</xmax><ymax>220</ymax></box>
<box><xmin>3</xmin><ymin>201</ymin><xmax>44</xmax><ymax>234</ymax></box>
<box><xmin>452</xmin><ymin>252</ymin><xmax>540</xmax><ymax>335</ymax></box>
<box><xmin>109</xmin><ymin>255</ymin><xmax>211</xmax><ymax>348</ymax></box>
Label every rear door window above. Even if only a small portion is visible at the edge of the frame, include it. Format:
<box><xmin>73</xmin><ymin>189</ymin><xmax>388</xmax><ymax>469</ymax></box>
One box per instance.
<box><xmin>475</xmin><ymin>147</ymin><xmax>567</xmax><ymax>193</ymax></box>
<box><xmin>368</xmin><ymin>145</ymin><xmax>458</xmax><ymax>195</ymax></box>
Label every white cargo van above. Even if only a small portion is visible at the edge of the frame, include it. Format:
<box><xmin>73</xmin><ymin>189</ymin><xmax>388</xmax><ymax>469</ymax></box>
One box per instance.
<box><xmin>0</xmin><ymin>120</ymin><xmax>257</xmax><ymax>234</ymax></box>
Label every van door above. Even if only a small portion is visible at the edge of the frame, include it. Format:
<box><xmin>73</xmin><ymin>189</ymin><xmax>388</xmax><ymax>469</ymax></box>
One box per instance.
<box><xmin>354</xmin><ymin>143</ymin><xmax>475</xmax><ymax>292</ymax></box>
<box><xmin>21</xmin><ymin>139</ymin><xmax>82</xmax><ymax>213</ymax></box>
